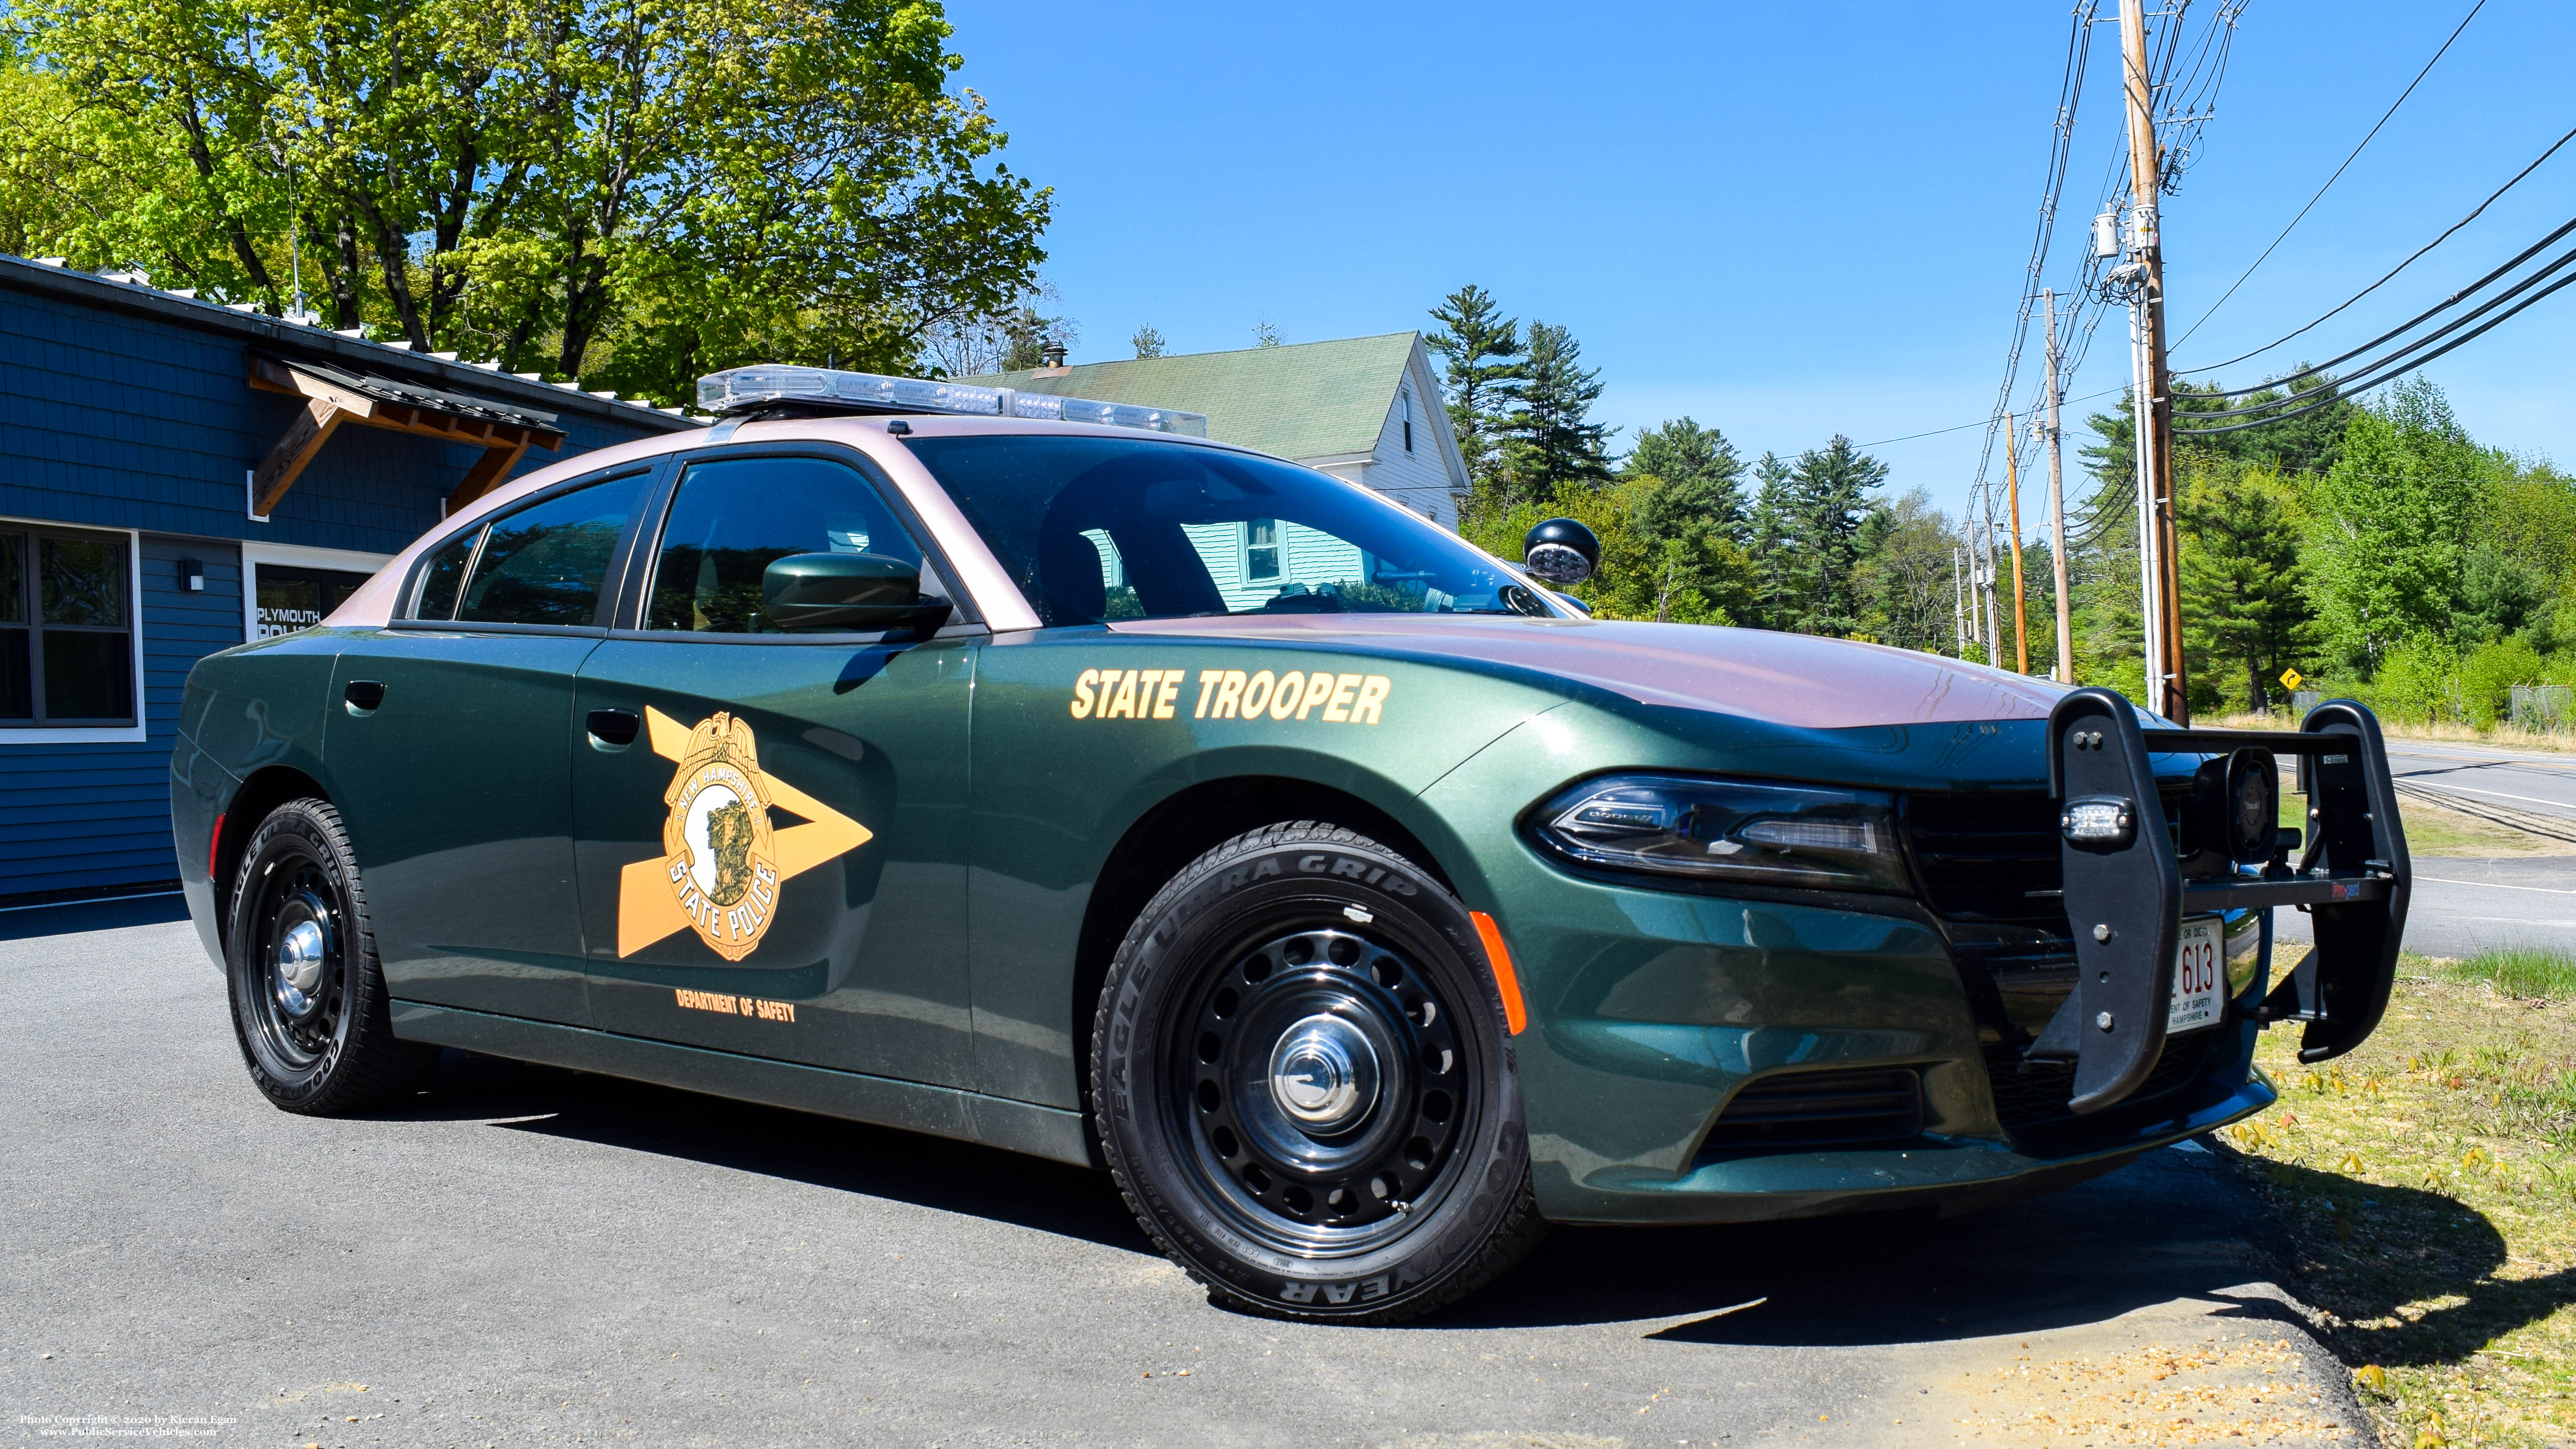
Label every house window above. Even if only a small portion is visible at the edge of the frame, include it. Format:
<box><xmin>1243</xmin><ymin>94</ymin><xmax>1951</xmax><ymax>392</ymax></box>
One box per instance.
<box><xmin>1243</xmin><ymin>519</ymin><xmax>1281</xmax><ymax>581</ymax></box>
<box><xmin>0</xmin><ymin>528</ymin><xmax>135</xmax><ymax>726</ymax></box>
<box><xmin>1401</xmin><ymin>388</ymin><xmax>1414</xmax><ymax>453</ymax></box>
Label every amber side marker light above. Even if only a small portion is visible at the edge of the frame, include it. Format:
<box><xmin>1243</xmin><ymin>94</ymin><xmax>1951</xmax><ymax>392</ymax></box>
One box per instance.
<box><xmin>1468</xmin><ymin>910</ymin><xmax>1528</xmax><ymax>1035</ymax></box>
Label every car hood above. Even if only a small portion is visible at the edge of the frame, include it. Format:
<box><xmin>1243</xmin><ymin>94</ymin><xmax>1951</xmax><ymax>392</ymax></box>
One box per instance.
<box><xmin>1107</xmin><ymin>614</ymin><xmax>2078</xmax><ymax>729</ymax></box>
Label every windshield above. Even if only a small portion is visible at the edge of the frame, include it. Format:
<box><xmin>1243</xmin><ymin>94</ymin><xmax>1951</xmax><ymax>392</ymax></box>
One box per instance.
<box><xmin>903</xmin><ymin>434</ymin><xmax>1559</xmax><ymax>628</ymax></box>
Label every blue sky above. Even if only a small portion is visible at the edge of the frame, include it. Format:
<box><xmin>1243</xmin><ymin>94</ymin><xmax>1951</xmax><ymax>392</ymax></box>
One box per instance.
<box><xmin>944</xmin><ymin>2</ymin><xmax>2576</xmax><ymax>523</ymax></box>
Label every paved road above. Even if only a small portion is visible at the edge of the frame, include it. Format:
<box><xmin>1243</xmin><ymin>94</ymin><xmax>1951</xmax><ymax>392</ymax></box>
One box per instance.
<box><xmin>1</xmin><ymin>900</ymin><xmax>2370</xmax><ymax>1448</ymax></box>
<box><xmin>2263</xmin><ymin>738</ymin><xmax>2576</xmax><ymax>958</ymax></box>
<box><xmin>2384</xmin><ymin>738</ymin><xmax>2576</xmax><ymax>824</ymax></box>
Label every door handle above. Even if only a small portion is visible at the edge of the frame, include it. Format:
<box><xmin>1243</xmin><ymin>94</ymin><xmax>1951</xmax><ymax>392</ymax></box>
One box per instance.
<box><xmin>586</xmin><ymin>708</ymin><xmax>641</xmax><ymax>748</ymax></box>
<box><xmin>344</xmin><ymin>680</ymin><xmax>386</xmax><ymax>714</ymax></box>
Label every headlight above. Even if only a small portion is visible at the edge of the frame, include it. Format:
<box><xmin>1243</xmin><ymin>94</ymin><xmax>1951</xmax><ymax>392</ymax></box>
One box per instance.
<box><xmin>1529</xmin><ymin>774</ymin><xmax>1910</xmax><ymax>893</ymax></box>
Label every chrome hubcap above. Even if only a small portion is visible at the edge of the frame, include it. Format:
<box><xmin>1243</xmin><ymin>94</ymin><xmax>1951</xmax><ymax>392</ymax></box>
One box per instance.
<box><xmin>1268</xmin><ymin>1014</ymin><xmax>1378</xmax><ymax>1132</ymax></box>
<box><xmin>274</xmin><ymin>919</ymin><xmax>326</xmax><ymax>1017</ymax></box>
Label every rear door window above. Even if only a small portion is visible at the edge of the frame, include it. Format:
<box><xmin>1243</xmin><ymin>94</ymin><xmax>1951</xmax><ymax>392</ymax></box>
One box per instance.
<box><xmin>413</xmin><ymin>471</ymin><xmax>650</xmax><ymax>626</ymax></box>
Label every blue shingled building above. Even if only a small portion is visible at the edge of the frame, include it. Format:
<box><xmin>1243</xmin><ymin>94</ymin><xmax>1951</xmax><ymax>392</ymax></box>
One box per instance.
<box><xmin>1</xmin><ymin>253</ymin><xmax>692</xmax><ymax>907</ymax></box>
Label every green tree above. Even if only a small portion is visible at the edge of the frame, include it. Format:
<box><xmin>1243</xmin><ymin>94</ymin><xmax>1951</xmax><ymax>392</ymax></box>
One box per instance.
<box><xmin>1781</xmin><ymin>435</ymin><xmax>1887</xmax><ymax>636</ymax></box>
<box><xmin>2177</xmin><ymin>464</ymin><xmax>2314</xmax><ymax>713</ymax></box>
<box><xmin>6</xmin><ymin>0</ymin><xmax>1053</xmax><ymax>405</ymax></box>
<box><xmin>1623</xmin><ymin>417</ymin><xmax>1747</xmax><ymax>545</ymax></box>
<box><xmin>1851</xmin><ymin>488</ymin><xmax>1958</xmax><ymax>653</ymax></box>
<box><xmin>2303</xmin><ymin>378</ymin><xmax>2488</xmax><ymax>668</ymax></box>
<box><xmin>1129</xmin><ymin>324</ymin><xmax>1165</xmax><ymax>359</ymax></box>
<box><xmin>1744</xmin><ymin>452</ymin><xmax>1799</xmax><ymax>630</ymax></box>
<box><xmin>1505</xmin><ymin>321</ymin><xmax>1613</xmax><ymax>503</ymax></box>
<box><xmin>2082</xmin><ymin>371</ymin><xmax>2358</xmax><ymax>497</ymax></box>
<box><xmin>1425</xmin><ymin>284</ymin><xmax>1524</xmax><ymax>507</ymax></box>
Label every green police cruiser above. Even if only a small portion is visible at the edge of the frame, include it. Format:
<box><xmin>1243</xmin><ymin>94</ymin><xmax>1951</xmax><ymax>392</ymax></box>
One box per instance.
<box><xmin>171</xmin><ymin>364</ymin><xmax>2412</xmax><ymax>1324</ymax></box>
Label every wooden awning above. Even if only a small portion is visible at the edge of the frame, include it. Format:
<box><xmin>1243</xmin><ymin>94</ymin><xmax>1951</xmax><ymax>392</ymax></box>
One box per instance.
<box><xmin>246</xmin><ymin>353</ymin><xmax>569</xmax><ymax>517</ymax></box>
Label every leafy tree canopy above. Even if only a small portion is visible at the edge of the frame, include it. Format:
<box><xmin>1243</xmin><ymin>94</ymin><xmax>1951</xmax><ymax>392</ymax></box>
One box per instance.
<box><xmin>1</xmin><ymin>0</ymin><xmax>1052</xmax><ymax>406</ymax></box>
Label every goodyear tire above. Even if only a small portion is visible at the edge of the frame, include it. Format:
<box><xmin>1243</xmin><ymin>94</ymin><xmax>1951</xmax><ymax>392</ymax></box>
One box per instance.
<box><xmin>225</xmin><ymin>798</ymin><xmax>436</xmax><ymax>1114</ymax></box>
<box><xmin>1091</xmin><ymin>821</ymin><xmax>1545</xmax><ymax>1323</ymax></box>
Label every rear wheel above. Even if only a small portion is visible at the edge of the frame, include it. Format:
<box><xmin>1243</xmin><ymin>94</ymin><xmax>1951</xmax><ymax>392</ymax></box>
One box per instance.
<box><xmin>225</xmin><ymin>798</ymin><xmax>435</xmax><ymax>1114</ymax></box>
<box><xmin>1091</xmin><ymin>821</ymin><xmax>1544</xmax><ymax>1323</ymax></box>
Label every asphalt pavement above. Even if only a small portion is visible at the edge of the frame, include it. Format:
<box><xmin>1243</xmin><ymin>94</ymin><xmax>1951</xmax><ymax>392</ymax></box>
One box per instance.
<box><xmin>2</xmin><ymin>898</ymin><xmax>2372</xmax><ymax>1448</ymax></box>
<box><xmin>2267</xmin><ymin>737</ymin><xmax>2576</xmax><ymax>958</ymax></box>
<box><xmin>2384</xmin><ymin>737</ymin><xmax>2576</xmax><ymax>824</ymax></box>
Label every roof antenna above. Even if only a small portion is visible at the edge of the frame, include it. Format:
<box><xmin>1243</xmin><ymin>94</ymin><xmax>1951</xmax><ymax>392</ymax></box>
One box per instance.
<box><xmin>262</xmin><ymin>114</ymin><xmax>313</xmax><ymax>326</ymax></box>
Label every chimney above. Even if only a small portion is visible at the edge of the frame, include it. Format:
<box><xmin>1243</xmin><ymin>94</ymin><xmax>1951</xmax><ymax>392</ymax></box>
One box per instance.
<box><xmin>1041</xmin><ymin>341</ymin><xmax>1068</xmax><ymax>369</ymax></box>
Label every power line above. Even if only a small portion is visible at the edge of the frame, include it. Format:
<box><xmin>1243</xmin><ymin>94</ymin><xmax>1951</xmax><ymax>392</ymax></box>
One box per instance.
<box><xmin>2173</xmin><ymin>259</ymin><xmax>2576</xmax><ymax>435</ymax></box>
<box><xmin>2191</xmin><ymin>212</ymin><xmax>2576</xmax><ymax>399</ymax></box>
<box><xmin>2171</xmin><ymin>0</ymin><xmax>2487</xmax><ymax>349</ymax></box>
<box><xmin>2175</xmin><ymin>121</ymin><xmax>2576</xmax><ymax>376</ymax></box>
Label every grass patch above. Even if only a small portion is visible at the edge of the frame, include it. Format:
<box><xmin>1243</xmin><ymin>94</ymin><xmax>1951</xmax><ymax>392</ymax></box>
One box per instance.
<box><xmin>2222</xmin><ymin>957</ymin><xmax>2576</xmax><ymax>1446</ymax></box>
<box><xmin>2445</xmin><ymin>948</ymin><xmax>2576</xmax><ymax>1004</ymax></box>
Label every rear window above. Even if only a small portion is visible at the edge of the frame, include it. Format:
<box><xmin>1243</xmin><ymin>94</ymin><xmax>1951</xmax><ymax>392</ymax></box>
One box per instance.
<box><xmin>902</xmin><ymin>434</ymin><xmax>1554</xmax><ymax>628</ymax></box>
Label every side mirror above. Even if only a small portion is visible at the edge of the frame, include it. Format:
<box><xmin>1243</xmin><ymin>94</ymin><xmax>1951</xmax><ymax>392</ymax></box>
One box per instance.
<box><xmin>1523</xmin><ymin>517</ymin><xmax>1600</xmax><ymax>585</ymax></box>
<box><xmin>761</xmin><ymin>552</ymin><xmax>951</xmax><ymax>632</ymax></box>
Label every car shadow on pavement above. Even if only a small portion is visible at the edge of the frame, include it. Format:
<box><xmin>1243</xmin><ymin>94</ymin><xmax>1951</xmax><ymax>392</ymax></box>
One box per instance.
<box><xmin>389</xmin><ymin>1049</ymin><xmax>1157</xmax><ymax>1256</ymax></box>
<box><xmin>1426</xmin><ymin>1148</ymin><xmax>2333</xmax><ymax>1345</ymax></box>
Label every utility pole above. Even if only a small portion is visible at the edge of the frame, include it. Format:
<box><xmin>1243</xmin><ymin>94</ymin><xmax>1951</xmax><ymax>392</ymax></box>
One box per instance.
<box><xmin>1980</xmin><ymin>510</ymin><xmax>2003</xmax><ymax>669</ymax></box>
<box><xmin>1952</xmin><ymin>544</ymin><xmax>1966</xmax><ymax>654</ymax></box>
<box><xmin>2043</xmin><ymin>289</ymin><xmax>2074</xmax><ymax>684</ymax></box>
<box><xmin>2120</xmin><ymin>0</ymin><xmax>2189</xmax><ymax>721</ymax></box>
<box><xmin>2005</xmin><ymin>413</ymin><xmax>2030</xmax><ymax>675</ymax></box>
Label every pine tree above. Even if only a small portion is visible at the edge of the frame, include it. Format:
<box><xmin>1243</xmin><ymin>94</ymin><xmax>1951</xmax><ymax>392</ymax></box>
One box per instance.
<box><xmin>1784</xmin><ymin>436</ymin><xmax>1888</xmax><ymax>636</ymax></box>
<box><xmin>1425</xmin><ymin>285</ymin><xmax>1524</xmax><ymax>506</ymax></box>
<box><xmin>1745</xmin><ymin>452</ymin><xmax>1799</xmax><ymax>630</ymax></box>
<box><xmin>1623</xmin><ymin>417</ymin><xmax>1748</xmax><ymax>547</ymax></box>
<box><xmin>2178</xmin><ymin>464</ymin><xmax>2315</xmax><ymax>712</ymax></box>
<box><xmin>1130</xmin><ymin>325</ymin><xmax>1165</xmax><ymax>359</ymax></box>
<box><xmin>1507</xmin><ymin>321</ymin><xmax>1613</xmax><ymax>504</ymax></box>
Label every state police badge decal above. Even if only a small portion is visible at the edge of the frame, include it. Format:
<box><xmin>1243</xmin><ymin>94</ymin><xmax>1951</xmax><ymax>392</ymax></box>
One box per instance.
<box><xmin>661</xmin><ymin>712</ymin><xmax>781</xmax><ymax>961</ymax></box>
<box><xmin>614</xmin><ymin>707</ymin><xmax>872</xmax><ymax>961</ymax></box>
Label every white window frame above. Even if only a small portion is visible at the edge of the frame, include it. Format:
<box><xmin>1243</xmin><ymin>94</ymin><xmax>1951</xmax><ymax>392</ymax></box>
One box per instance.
<box><xmin>242</xmin><ymin>541</ymin><xmax>395</xmax><ymax>643</ymax></box>
<box><xmin>1240</xmin><ymin>518</ymin><xmax>1282</xmax><ymax>584</ymax></box>
<box><xmin>0</xmin><ymin>512</ymin><xmax>148</xmax><ymax>745</ymax></box>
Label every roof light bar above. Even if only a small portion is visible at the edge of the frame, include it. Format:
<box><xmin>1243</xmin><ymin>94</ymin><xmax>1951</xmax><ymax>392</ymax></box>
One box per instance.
<box><xmin>697</xmin><ymin>364</ymin><xmax>1208</xmax><ymax>437</ymax></box>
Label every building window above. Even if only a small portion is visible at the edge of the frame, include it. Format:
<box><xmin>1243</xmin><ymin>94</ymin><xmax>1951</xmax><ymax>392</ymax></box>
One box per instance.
<box><xmin>0</xmin><ymin>527</ymin><xmax>135</xmax><ymax>726</ymax></box>
<box><xmin>1243</xmin><ymin>519</ymin><xmax>1281</xmax><ymax>581</ymax></box>
<box><xmin>1401</xmin><ymin>388</ymin><xmax>1414</xmax><ymax>453</ymax></box>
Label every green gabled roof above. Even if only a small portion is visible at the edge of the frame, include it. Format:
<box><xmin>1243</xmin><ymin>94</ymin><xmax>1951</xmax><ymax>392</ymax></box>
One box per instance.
<box><xmin>965</xmin><ymin>331</ymin><xmax>1420</xmax><ymax>461</ymax></box>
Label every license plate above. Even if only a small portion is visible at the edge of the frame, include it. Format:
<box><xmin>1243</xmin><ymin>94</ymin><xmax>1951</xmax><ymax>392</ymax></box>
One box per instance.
<box><xmin>2169</xmin><ymin>914</ymin><xmax>2224</xmax><ymax>1034</ymax></box>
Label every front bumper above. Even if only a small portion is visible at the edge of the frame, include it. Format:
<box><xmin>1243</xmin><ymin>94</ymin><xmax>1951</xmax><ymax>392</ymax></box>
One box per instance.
<box><xmin>1413</xmin><ymin>703</ymin><xmax>2335</xmax><ymax>1229</ymax></box>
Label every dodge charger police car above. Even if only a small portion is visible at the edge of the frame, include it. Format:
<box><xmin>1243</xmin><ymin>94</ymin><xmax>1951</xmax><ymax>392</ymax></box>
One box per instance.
<box><xmin>170</xmin><ymin>365</ymin><xmax>2411</xmax><ymax>1323</ymax></box>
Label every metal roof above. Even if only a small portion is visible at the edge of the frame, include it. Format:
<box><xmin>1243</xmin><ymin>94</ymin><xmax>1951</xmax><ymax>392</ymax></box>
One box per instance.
<box><xmin>0</xmin><ymin>252</ymin><xmax>698</xmax><ymax>434</ymax></box>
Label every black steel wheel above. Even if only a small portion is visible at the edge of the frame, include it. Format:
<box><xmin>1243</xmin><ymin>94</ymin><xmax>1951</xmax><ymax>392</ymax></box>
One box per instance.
<box><xmin>225</xmin><ymin>798</ymin><xmax>435</xmax><ymax>1114</ymax></box>
<box><xmin>1093</xmin><ymin>821</ymin><xmax>1544</xmax><ymax>1323</ymax></box>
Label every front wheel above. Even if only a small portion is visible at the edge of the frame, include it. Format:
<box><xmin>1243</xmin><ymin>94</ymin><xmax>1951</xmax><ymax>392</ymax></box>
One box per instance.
<box><xmin>1091</xmin><ymin>822</ymin><xmax>1545</xmax><ymax>1323</ymax></box>
<box><xmin>225</xmin><ymin>798</ymin><xmax>436</xmax><ymax>1114</ymax></box>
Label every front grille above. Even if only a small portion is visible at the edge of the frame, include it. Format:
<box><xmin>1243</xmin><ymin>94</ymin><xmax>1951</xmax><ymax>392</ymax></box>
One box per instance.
<box><xmin>1698</xmin><ymin>1067</ymin><xmax>1924</xmax><ymax>1155</ymax></box>
<box><xmin>1903</xmin><ymin>791</ymin><xmax>2066</xmax><ymax>924</ymax></box>
<box><xmin>1904</xmin><ymin>788</ymin><xmax>2212</xmax><ymax>1139</ymax></box>
<box><xmin>1981</xmin><ymin>1029</ymin><xmax>2215</xmax><ymax>1131</ymax></box>
<box><xmin>1901</xmin><ymin>787</ymin><xmax>2194</xmax><ymax>924</ymax></box>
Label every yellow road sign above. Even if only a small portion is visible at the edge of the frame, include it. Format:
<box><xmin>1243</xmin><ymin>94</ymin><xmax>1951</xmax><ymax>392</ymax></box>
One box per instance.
<box><xmin>2279</xmin><ymin>667</ymin><xmax>2304</xmax><ymax>691</ymax></box>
